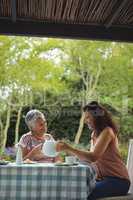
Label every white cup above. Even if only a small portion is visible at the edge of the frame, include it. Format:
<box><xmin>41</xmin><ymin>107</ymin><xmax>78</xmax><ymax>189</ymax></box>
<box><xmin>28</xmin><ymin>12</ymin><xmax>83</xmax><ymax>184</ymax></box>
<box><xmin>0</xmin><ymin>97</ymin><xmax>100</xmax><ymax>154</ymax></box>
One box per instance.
<box><xmin>65</xmin><ymin>156</ymin><xmax>77</xmax><ymax>164</ymax></box>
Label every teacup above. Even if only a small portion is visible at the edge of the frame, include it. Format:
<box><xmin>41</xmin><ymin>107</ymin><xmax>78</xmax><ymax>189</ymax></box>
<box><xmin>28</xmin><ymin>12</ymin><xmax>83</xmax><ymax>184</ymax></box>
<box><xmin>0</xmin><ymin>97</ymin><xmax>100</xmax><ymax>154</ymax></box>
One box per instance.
<box><xmin>65</xmin><ymin>156</ymin><xmax>77</xmax><ymax>164</ymax></box>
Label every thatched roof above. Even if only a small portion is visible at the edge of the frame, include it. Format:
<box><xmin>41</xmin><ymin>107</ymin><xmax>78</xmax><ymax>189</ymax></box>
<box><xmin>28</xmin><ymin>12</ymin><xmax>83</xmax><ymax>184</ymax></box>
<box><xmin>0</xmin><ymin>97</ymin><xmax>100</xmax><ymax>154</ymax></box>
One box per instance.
<box><xmin>0</xmin><ymin>0</ymin><xmax>133</xmax><ymax>42</ymax></box>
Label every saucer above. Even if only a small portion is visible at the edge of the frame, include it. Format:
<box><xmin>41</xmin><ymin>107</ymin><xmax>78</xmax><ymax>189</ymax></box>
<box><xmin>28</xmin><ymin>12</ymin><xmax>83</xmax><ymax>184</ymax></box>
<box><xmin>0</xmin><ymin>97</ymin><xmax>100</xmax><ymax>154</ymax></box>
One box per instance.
<box><xmin>0</xmin><ymin>160</ymin><xmax>9</xmax><ymax>165</ymax></box>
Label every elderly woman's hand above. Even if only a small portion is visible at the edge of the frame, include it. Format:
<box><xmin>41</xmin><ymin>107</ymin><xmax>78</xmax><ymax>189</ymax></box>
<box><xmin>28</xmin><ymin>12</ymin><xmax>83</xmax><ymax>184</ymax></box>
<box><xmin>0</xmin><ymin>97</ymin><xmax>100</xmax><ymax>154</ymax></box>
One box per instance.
<box><xmin>29</xmin><ymin>144</ymin><xmax>44</xmax><ymax>160</ymax></box>
<box><xmin>23</xmin><ymin>143</ymin><xmax>44</xmax><ymax>161</ymax></box>
<box><xmin>56</xmin><ymin>141</ymin><xmax>71</xmax><ymax>152</ymax></box>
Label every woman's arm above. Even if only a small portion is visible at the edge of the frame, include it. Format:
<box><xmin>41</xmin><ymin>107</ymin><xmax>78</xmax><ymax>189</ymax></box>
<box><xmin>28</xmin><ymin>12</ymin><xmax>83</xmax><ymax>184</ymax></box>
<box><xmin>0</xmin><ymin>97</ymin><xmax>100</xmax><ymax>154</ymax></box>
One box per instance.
<box><xmin>21</xmin><ymin>144</ymin><xmax>44</xmax><ymax>161</ymax></box>
<box><xmin>18</xmin><ymin>133</ymin><xmax>44</xmax><ymax>161</ymax></box>
<box><xmin>56</xmin><ymin>128</ymin><xmax>114</xmax><ymax>162</ymax></box>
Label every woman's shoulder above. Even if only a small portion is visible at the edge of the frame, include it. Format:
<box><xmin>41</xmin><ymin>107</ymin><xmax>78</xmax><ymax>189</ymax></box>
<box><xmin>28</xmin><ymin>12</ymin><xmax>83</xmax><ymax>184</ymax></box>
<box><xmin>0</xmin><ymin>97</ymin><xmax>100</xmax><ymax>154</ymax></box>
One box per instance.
<box><xmin>18</xmin><ymin>132</ymin><xmax>32</xmax><ymax>148</ymax></box>
<box><xmin>20</xmin><ymin>132</ymin><xmax>32</xmax><ymax>140</ymax></box>
<box><xmin>102</xmin><ymin>127</ymin><xmax>116</xmax><ymax>139</ymax></box>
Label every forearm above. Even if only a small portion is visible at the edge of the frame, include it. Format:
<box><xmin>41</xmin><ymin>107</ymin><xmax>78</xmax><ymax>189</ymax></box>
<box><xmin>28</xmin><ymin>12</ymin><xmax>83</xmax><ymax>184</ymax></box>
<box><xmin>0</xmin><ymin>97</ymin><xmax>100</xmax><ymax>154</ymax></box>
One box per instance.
<box><xmin>67</xmin><ymin>146</ymin><xmax>97</xmax><ymax>162</ymax></box>
<box><xmin>23</xmin><ymin>150</ymin><xmax>35</xmax><ymax>160</ymax></box>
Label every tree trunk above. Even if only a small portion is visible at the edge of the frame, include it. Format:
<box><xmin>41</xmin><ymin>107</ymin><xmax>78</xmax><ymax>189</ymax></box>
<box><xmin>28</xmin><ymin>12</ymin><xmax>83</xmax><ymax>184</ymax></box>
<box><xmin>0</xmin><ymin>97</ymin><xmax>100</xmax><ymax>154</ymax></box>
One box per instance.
<box><xmin>0</xmin><ymin>117</ymin><xmax>4</xmax><ymax>155</ymax></box>
<box><xmin>74</xmin><ymin>65</ymin><xmax>101</xmax><ymax>144</ymax></box>
<box><xmin>15</xmin><ymin>106</ymin><xmax>23</xmax><ymax>144</ymax></box>
<box><xmin>74</xmin><ymin>112</ymin><xmax>85</xmax><ymax>144</ymax></box>
<box><xmin>2</xmin><ymin>101</ymin><xmax>12</xmax><ymax>153</ymax></box>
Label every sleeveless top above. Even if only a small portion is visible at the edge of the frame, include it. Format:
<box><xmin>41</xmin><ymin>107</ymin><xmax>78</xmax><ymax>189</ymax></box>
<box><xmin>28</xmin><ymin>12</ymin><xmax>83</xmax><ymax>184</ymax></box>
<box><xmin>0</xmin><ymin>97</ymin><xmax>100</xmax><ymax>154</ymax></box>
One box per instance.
<box><xmin>91</xmin><ymin>131</ymin><xmax>130</xmax><ymax>181</ymax></box>
<box><xmin>19</xmin><ymin>132</ymin><xmax>55</xmax><ymax>162</ymax></box>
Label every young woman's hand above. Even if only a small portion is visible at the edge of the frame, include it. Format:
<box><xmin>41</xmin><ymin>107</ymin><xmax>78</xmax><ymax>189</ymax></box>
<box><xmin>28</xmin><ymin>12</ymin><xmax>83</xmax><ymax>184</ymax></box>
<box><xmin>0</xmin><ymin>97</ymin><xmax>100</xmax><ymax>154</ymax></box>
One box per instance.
<box><xmin>56</xmin><ymin>141</ymin><xmax>71</xmax><ymax>152</ymax></box>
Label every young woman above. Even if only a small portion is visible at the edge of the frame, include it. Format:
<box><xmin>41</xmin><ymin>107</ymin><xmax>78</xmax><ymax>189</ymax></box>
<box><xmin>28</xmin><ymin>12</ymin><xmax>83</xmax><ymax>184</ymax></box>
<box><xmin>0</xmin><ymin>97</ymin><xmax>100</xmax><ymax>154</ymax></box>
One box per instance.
<box><xmin>18</xmin><ymin>109</ymin><xmax>59</xmax><ymax>162</ymax></box>
<box><xmin>56</xmin><ymin>101</ymin><xmax>130</xmax><ymax>199</ymax></box>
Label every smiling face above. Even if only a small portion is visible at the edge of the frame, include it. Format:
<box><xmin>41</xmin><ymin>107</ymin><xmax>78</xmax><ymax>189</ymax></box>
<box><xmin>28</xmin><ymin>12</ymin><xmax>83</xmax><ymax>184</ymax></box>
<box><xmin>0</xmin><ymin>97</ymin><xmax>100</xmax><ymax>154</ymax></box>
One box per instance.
<box><xmin>32</xmin><ymin>117</ymin><xmax>47</xmax><ymax>136</ymax></box>
<box><xmin>84</xmin><ymin>111</ymin><xmax>94</xmax><ymax>130</ymax></box>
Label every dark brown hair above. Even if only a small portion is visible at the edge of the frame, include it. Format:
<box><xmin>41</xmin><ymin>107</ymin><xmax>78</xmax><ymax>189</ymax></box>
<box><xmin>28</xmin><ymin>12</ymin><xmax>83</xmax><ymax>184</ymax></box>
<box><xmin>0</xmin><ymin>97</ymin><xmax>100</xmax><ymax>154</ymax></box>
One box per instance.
<box><xmin>83</xmin><ymin>101</ymin><xmax>118</xmax><ymax>136</ymax></box>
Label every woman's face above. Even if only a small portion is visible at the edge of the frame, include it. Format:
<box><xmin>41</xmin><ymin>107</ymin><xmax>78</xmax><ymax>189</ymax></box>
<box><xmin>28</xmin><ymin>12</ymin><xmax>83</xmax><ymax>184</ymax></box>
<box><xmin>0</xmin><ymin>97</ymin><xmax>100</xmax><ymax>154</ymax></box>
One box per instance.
<box><xmin>84</xmin><ymin>111</ymin><xmax>94</xmax><ymax>129</ymax></box>
<box><xmin>32</xmin><ymin>117</ymin><xmax>47</xmax><ymax>135</ymax></box>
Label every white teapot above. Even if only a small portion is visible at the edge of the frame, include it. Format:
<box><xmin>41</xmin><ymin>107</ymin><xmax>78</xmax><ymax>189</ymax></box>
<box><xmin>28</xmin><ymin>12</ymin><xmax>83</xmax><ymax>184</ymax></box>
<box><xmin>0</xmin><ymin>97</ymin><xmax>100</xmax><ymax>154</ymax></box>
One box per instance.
<box><xmin>42</xmin><ymin>137</ymin><xmax>58</xmax><ymax>157</ymax></box>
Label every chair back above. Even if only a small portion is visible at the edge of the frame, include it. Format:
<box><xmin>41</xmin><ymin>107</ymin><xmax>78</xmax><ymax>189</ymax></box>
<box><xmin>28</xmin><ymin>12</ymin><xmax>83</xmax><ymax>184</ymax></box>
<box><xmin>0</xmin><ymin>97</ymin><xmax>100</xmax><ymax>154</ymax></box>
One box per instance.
<box><xmin>127</xmin><ymin>139</ymin><xmax>133</xmax><ymax>194</ymax></box>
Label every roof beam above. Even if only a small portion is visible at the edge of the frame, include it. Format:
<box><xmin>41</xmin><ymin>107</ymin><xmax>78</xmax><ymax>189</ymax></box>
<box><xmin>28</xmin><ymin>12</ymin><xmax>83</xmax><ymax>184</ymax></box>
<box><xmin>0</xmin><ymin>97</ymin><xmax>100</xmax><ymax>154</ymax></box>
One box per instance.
<box><xmin>11</xmin><ymin>0</ymin><xmax>16</xmax><ymax>22</ymax></box>
<box><xmin>0</xmin><ymin>19</ymin><xmax>133</xmax><ymax>43</ymax></box>
<box><xmin>106</xmin><ymin>0</ymin><xmax>129</xmax><ymax>28</ymax></box>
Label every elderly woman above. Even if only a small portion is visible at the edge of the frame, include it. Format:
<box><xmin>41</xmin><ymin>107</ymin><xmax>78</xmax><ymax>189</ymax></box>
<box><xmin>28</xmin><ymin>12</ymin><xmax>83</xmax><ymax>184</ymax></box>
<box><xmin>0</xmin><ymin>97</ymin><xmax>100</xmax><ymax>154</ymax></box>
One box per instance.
<box><xmin>18</xmin><ymin>109</ymin><xmax>58</xmax><ymax>162</ymax></box>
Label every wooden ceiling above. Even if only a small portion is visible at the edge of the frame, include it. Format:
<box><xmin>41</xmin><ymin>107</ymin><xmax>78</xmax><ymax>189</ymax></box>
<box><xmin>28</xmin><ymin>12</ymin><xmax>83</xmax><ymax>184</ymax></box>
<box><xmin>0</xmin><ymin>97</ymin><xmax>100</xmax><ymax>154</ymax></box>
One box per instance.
<box><xmin>0</xmin><ymin>0</ymin><xmax>133</xmax><ymax>42</ymax></box>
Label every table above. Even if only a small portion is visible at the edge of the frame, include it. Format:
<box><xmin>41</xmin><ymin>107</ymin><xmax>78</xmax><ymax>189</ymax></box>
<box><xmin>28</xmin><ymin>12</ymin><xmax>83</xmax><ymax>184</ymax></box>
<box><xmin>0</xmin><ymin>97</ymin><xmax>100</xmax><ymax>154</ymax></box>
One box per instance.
<box><xmin>0</xmin><ymin>163</ymin><xmax>96</xmax><ymax>200</ymax></box>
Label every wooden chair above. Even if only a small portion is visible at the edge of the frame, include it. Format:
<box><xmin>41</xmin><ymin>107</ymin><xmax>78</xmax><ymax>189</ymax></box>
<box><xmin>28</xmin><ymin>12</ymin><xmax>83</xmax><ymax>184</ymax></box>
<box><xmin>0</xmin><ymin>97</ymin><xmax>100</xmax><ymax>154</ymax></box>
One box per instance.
<box><xmin>99</xmin><ymin>139</ymin><xmax>133</xmax><ymax>200</ymax></box>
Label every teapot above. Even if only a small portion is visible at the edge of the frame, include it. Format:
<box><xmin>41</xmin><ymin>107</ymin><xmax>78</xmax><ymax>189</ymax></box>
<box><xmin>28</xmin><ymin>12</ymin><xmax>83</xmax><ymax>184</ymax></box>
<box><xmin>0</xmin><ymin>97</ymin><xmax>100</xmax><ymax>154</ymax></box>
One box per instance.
<box><xmin>42</xmin><ymin>138</ymin><xmax>58</xmax><ymax>157</ymax></box>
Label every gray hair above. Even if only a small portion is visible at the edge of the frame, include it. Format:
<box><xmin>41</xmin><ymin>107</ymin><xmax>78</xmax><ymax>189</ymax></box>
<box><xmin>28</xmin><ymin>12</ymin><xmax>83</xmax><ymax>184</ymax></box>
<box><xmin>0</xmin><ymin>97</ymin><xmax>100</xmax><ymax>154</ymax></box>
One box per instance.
<box><xmin>25</xmin><ymin>109</ymin><xmax>45</xmax><ymax>130</ymax></box>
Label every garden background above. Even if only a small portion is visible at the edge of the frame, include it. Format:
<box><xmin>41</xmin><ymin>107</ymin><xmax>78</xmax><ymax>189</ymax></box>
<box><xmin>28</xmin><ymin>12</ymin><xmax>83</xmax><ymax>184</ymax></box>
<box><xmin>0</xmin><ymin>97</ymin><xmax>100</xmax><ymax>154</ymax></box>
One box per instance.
<box><xmin>0</xmin><ymin>36</ymin><xmax>133</xmax><ymax>161</ymax></box>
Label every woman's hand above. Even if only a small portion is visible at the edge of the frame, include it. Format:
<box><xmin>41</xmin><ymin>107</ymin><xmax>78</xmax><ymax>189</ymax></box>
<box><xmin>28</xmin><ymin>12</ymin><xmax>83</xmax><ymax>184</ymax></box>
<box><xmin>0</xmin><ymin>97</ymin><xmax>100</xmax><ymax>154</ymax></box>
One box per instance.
<box><xmin>31</xmin><ymin>144</ymin><xmax>44</xmax><ymax>160</ymax></box>
<box><xmin>31</xmin><ymin>143</ymin><xmax>42</xmax><ymax>153</ymax></box>
<box><xmin>56</xmin><ymin>141</ymin><xmax>71</xmax><ymax>152</ymax></box>
<box><xmin>23</xmin><ymin>143</ymin><xmax>44</xmax><ymax>161</ymax></box>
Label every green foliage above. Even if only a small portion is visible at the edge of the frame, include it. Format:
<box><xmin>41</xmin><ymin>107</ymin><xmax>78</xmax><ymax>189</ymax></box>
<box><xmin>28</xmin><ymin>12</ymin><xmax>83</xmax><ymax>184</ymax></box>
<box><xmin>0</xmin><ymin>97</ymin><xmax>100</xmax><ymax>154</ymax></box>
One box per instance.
<box><xmin>119</xmin><ymin>142</ymin><xmax>129</xmax><ymax>163</ymax></box>
<box><xmin>120</xmin><ymin>114</ymin><xmax>133</xmax><ymax>141</ymax></box>
<box><xmin>0</xmin><ymin>153</ymin><xmax>15</xmax><ymax>162</ymax></box>
<box><xmin>0</xmin><ymin>36</ymin><xmax>133</xmax><ymax>153</ymax></box>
